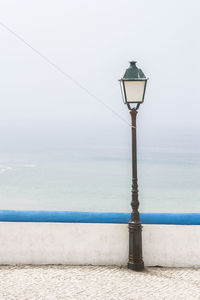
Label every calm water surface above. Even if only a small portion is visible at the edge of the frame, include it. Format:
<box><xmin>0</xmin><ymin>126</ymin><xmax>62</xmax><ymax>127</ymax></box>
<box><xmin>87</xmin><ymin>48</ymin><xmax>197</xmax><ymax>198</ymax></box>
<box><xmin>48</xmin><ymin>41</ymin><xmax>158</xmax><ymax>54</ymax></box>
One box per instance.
<box><xmin>0</xmin><ymin>146</ymin><xmax>199</xmax><ymax>213</ymax></box>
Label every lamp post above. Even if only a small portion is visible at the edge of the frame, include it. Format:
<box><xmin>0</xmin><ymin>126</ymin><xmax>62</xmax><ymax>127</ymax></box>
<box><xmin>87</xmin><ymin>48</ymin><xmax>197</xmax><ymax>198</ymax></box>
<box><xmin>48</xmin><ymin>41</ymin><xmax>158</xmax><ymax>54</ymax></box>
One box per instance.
<box><xmin>119</xmin><ymin>61</ymin><xmax>148</xmax><ymax>271</ymax></box>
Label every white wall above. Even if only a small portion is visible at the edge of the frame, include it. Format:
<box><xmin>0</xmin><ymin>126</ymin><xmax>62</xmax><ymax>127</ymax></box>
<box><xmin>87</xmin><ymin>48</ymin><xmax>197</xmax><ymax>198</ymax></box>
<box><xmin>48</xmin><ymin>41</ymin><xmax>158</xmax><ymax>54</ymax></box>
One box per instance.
<box><xmin>0</xmin><ymin>222</ymin><xmax>199</xmax><ymax>267</ymax></box>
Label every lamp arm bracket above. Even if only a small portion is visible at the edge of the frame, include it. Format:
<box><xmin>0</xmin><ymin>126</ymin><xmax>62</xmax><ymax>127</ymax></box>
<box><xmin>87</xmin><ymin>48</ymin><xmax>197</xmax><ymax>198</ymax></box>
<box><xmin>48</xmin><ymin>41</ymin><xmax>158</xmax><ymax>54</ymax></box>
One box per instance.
<box><xmin>136</xmin><ymin>103</ymin><xmax>141</xmax><ymax>110</ymax></box>
<box><xmin>127</xmin><ymin>103</ymin><xmax>141</xmax><ymax>111</ymax></box>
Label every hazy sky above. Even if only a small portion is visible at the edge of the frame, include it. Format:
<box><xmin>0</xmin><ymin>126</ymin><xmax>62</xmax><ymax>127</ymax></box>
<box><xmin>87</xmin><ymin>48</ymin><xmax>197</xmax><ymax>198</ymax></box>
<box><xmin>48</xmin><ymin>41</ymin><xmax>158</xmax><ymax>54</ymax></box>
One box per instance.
<box><xmin>0</xmin><ymin>0</ymin><xmax>200</xmax><ymax>151</ymax></box>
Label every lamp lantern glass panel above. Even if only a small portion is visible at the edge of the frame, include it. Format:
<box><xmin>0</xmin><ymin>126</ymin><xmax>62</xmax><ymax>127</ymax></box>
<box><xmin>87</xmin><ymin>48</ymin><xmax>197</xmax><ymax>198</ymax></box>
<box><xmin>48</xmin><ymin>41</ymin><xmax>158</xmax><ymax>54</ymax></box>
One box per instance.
<box><xmin>123</xmin><ymin>80</ymin><xmax>146</xmax><ymax>103</ymax></box>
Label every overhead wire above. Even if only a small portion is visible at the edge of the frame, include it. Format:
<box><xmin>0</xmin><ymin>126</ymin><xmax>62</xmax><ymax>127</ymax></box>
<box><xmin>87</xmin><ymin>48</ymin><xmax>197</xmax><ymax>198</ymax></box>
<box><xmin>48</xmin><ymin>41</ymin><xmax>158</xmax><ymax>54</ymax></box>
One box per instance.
<box><xmin>0</xmin><ymin>21</ymin><xmax>132</xmax><ymax>127</ymax></box>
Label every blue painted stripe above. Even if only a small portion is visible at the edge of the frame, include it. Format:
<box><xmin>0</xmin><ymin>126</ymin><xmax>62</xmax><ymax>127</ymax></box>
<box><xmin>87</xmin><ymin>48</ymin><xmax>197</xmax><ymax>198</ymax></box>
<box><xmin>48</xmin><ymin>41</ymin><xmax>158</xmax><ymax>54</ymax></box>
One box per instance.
<box><xmin>0</xmin><ymin>210</ymin><xmax>200</xmax><ymax>225</ymax></box>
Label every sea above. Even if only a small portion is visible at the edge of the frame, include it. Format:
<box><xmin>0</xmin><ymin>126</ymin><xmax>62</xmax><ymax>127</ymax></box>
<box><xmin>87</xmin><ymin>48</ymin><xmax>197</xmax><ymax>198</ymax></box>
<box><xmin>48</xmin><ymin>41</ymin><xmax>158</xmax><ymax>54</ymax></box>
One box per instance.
<box><xmin>0</xmin><ymin>146</ymin><xmax>199</xmax><ymax>213</ymax></box>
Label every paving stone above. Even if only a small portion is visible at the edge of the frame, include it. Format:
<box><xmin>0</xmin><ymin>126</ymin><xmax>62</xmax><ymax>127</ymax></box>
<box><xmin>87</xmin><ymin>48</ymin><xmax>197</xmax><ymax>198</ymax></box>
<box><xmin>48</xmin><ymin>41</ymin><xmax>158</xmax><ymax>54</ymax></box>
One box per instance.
<box><xmin>0</xmin><ymin>265</ymin><xmax>200</xmax><ymax>299</ymax></box>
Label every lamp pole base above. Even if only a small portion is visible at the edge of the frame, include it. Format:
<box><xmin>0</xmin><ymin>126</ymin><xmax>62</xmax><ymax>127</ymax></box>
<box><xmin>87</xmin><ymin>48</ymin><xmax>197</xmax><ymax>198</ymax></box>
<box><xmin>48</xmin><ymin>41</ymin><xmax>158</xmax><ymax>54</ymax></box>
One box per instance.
<box><xmin>128</xmin><ymin>261</ymin><xmax>144</xmax><ymax>272</ymax></box>
<box><xmin>128</xmin><ymin>221</ymin><xmax>144</xmax><ymax>272</ymax></box>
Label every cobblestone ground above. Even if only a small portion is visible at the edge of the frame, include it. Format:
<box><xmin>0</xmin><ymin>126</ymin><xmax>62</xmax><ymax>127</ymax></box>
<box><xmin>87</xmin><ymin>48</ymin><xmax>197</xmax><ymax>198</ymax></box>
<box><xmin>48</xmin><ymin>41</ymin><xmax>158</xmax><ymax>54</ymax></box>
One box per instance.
<box><xmin>0</xmin><ymin>266</ymin><xmax>200</xmax><ymax>300</ymax></box>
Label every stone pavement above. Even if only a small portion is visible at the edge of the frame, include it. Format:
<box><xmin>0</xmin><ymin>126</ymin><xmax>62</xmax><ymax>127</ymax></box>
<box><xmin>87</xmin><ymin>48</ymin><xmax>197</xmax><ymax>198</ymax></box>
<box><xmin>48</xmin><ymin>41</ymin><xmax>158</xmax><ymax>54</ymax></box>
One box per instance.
<box><xmin>0</xmin><ymin>265</ymin><xmax>200</xmax><ymax>300</ymax></box>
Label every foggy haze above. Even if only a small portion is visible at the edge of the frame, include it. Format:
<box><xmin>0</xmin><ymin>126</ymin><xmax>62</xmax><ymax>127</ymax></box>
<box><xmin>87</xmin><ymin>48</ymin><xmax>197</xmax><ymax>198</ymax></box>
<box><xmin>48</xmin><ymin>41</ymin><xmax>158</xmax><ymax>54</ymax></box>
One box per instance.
<box><xmin>0</xmin><ymin>0</ymin><xmax>200</xmax><ymax>152</ymax></box>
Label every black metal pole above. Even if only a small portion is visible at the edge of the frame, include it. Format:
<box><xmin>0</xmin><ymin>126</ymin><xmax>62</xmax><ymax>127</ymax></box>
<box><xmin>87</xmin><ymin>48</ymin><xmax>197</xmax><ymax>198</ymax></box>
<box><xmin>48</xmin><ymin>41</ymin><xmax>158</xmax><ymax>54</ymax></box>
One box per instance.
<box><xmin>128</xmin><ymin>108</ymin><xmax>144</xmax><ymax>271</ymax></box>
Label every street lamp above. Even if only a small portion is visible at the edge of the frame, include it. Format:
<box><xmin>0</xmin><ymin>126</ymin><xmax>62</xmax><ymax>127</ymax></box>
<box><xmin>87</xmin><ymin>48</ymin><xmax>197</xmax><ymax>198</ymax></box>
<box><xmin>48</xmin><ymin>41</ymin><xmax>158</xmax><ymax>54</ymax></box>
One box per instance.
<box><xmin>119</xmin><ymin>61</ymin><xmax>148</xmax><ymax>271</ymax></box>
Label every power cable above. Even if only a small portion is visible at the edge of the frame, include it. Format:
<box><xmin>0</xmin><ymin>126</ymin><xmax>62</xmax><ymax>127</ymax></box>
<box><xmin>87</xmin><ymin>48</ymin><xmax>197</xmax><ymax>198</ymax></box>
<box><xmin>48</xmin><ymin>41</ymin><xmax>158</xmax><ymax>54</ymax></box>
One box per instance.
<box><xmin>0</xmin><ymin>21</ymin><xmax>131</xmax><ymax>127</ymax></box>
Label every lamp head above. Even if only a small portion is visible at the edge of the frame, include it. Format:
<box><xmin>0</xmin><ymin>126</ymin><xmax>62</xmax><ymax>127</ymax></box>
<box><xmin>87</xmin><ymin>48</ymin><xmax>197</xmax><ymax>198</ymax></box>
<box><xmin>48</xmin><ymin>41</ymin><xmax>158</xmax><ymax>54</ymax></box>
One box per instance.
<box><xmin>119</xmin><ymin>61</ymin><xmax>148</xmax><ymax>109</ymax></box>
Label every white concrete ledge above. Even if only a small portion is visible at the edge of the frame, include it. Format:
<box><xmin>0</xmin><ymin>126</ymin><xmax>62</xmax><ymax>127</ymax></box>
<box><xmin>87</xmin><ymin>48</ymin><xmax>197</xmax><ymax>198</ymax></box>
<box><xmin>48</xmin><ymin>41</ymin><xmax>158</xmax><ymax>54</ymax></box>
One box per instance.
<box><xmin>0</xmin><ymin>222</ymin><xmax>200</xmax><ymax>267</ymax></box>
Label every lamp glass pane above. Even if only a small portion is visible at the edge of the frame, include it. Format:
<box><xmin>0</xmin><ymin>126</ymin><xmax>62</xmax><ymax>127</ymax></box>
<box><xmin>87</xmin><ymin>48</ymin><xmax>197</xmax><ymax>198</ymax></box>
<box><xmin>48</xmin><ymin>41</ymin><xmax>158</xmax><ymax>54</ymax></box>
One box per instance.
<box><xmin>124</xmin><ymin>80</ymin><xmax>145</xmax><ymax>103</ymax></box>
<box><xmin>120</xmin><ymin>80</ymin><xmax>126</xmax><ymax>103</ymax></box>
